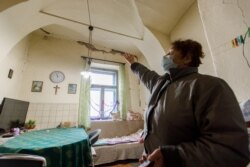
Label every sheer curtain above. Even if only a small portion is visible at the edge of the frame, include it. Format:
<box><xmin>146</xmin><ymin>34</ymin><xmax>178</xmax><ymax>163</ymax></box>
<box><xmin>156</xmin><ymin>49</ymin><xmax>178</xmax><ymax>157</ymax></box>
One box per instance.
<box><xmin>78</xmin><ymin>58</ymin><xmax>91</xmax><ymax>129</ymax></box>
<box><xmin>118</xmin><ymin>64</ymin><xmax>128</xmax><ymax>120</ymax></box>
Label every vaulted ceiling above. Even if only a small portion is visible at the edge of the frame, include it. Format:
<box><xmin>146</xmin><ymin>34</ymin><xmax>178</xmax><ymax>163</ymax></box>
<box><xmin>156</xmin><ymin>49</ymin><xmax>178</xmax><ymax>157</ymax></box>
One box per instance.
<box><xmin>0</xmin><ymin>0</ymin><xmax>195</xmax><ymax>57</ymax></box>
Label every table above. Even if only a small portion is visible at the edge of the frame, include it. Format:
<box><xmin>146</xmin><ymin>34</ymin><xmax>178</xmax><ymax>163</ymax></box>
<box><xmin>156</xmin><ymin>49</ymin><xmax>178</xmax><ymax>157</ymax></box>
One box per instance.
<box><xmin>0</xmin><ymin>128</ymin><xmax>91</xmax><ymax>167</ymax></box>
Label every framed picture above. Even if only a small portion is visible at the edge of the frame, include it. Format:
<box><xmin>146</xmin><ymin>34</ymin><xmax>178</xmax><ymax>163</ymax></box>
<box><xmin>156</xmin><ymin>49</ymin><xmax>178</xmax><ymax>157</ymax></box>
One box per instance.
<box><xmin>68</xmin><ymin>84</ymin><xmax>77</xmax><ymax>94</ymax></box>
<box><xmin>31</xmin><ymin>81</ymin><xmax>43</xmax><ymax>92</ymax></box>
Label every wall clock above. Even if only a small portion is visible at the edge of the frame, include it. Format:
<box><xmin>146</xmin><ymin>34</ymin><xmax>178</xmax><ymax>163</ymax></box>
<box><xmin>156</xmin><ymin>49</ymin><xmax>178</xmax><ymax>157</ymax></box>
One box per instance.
<box><xmin>49</xmin><ymin>71</ymin><xmax>65</xmax><ymax>83</ymax></box>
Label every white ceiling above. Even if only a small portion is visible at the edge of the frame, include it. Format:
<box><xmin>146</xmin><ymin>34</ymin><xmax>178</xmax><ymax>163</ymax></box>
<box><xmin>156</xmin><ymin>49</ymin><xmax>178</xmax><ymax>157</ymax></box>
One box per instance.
<box><xmin>135</xmin><ymin>0</ymin><xmax>195</xmax><ymax>35</ymax></box>
<box><xmin>1</xmin><ymin>0</ymin><xmax>195</xmax><ymax>55</ymax></box>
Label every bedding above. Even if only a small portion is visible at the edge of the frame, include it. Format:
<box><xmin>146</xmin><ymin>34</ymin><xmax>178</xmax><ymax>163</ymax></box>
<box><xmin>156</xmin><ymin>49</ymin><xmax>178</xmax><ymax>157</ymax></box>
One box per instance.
<box><xmin>93</xmin><ymin>129</ymin><xmax>143</xmax><ymax>146</ymax></box>
<box><xmin>90</xmin><ymin>120</ymin><xmax>144</xmax><ymax>165</ymax></box>
<box><xmin>93</xmin><ymin>142</ymin><xmax>143</xmax><ymax>165</ymax></box>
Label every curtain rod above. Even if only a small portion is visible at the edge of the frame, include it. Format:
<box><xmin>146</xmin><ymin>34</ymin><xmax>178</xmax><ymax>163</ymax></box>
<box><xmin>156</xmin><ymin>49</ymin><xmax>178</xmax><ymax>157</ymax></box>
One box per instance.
<box><xmin>81</xmin><ymin>56</ymin><xmax>125</xmax><ymax>65</ymax></box>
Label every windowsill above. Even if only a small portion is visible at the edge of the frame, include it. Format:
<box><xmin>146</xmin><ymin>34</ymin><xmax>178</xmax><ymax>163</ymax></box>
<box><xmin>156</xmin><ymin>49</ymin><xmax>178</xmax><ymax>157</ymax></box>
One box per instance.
<box><xmin>91</xmin><ymin>119</ymin><xmax>123</xmax><ymax>123</ymax></box>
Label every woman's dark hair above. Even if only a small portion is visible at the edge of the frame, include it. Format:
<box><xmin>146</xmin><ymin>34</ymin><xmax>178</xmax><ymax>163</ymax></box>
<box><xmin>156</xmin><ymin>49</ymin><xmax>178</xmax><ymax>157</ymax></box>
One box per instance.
<box><xmin>171</xmin><ymin>39</ymin><xmax>205</xmax><ymax>67</ymax></box>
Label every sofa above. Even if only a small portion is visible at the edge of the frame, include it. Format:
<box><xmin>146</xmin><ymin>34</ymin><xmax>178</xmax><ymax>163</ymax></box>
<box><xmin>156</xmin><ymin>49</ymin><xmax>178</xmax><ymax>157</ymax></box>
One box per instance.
<box><xmin>89</xmin><ymin>120</ymin><xmax>144</xmax><ymax>165</ymax></box>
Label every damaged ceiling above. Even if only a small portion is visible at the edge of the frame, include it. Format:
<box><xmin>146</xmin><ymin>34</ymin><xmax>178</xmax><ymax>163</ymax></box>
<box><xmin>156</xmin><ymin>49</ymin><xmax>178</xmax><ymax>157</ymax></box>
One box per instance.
<box><xmin>0</xmin><ymin>0</ymin><xmax>195</xmax><ymax>55</ymax></box>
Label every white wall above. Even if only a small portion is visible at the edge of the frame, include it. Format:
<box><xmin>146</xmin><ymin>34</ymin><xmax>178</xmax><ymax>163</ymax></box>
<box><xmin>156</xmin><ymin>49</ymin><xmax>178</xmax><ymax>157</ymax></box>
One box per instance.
<box><xmin>170</xmin><ymin>2</ymin><xmax>216</xmax><ymax>76</ymax></box>
<box><xmin>0</xmin><ymin>33</ymin><xmax>147</xmax><ymax>129</ymax></box>
<box><xmin>0</xmin><ymin>35</ymin><xmax>30</xmax><ymax>101</ymax></box>
<box><xmin>149</xmin><ymin>28</ymin><xmax>171</xmax><ymax>52</ymax></box>
<box><xmin>126</xmin><ymin>54</ymin><xmax>151</xmax><ymax>114</ymax></box>
<box><xmin>20</xmin><ymin>34</ymin><xmax>84</xmax><ymax>103</ymax></box>
<box><xmin>136</xmin><ymin>28</ymin><xmax>171</xmax><ymax>107</ymax></box>
<box><xmin>19</xmin><ymin>34</ymin><xmax>146</xmax><ymax>109</ymax></box>
<box><xmin>198</xmin><ymin>0</ymin><xmax>250</xmax><ymax>102</ymax></box>
<box><xmin>133</xmin><ymin>27</ymin><xmax>166</xmax><ymax>74</ymax></box>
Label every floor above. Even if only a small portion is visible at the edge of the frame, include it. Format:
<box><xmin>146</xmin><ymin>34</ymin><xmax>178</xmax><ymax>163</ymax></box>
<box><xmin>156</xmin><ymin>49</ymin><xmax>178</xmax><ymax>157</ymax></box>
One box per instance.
<box><xmin>96</xmin><ymin>159</ymin><xmax>140</xmax><ymax>167</ymax></box>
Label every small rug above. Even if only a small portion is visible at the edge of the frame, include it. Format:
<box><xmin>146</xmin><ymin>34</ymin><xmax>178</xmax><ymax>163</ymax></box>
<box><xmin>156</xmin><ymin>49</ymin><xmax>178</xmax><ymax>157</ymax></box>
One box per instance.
<box><xmin>103</xmin><ymin>164</ymin><xmax>133</xmax><ymax>167</ymax></box>
<box><xmin>96</xmin><ymin>159</ymin><xmax>139</xmax><ymax>167</ymax></box>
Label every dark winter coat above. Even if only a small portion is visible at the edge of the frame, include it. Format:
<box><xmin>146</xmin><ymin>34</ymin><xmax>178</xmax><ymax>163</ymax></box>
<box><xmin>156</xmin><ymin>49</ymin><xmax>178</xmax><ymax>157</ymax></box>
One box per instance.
<box><xmin>131</xmin><ymin>62</ymin><xmax>249</xmax><ymax>167</ymax></box>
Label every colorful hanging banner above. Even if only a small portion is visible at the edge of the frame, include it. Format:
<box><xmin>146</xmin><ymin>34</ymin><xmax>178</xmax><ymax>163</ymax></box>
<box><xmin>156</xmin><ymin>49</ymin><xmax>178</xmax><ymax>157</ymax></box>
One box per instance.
<box><xmin>248</xmin><ymin>27</ymin><xmax>250</xmax><ymax>38</ymax></box>
<box><xmin>237</xmin><ymin>35</ymin><xmax>244</xmax><ymax>45</ymax></box>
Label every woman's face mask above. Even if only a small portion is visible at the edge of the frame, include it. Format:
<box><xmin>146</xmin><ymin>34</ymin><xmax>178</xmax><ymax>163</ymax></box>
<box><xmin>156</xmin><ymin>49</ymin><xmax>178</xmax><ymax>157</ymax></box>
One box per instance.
<box><xmin>161</xmin><ymin>55</ymin><xmax>177</xmax><ymax>71</ymax></box>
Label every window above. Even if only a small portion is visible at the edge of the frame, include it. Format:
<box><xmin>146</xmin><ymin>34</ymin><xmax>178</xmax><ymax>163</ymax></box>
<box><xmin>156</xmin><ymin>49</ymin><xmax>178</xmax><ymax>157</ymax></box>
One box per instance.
<box><xmin>90</xmin><ymin>68</ymin><xmax>118</xmax><ymax>120</ymax></box>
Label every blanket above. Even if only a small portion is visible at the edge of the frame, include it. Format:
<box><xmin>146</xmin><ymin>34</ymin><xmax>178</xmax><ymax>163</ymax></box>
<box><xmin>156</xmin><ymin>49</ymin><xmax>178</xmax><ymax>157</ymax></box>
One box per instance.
<box><xmin>93</xmin><ymin>129</ymin><xmax>143</xmax><ymax>146</ymax></box>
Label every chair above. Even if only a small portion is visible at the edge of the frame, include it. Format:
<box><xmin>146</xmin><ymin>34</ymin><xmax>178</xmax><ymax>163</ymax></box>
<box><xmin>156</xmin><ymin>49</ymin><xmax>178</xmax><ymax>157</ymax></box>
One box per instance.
<box><xmin>88</xmin><ymin>129</ymin><xmax>101</xmax><ymax>167</ymax></box>
<box><xmin>88</xmin><ymin>129</ymin><xmax>101</xmax><ymax>146</ymax></box>
<box><xmin>0</xmin><ymin>153</ymin><xmax>47</xmax><ymax>167</ymax></box>
<box><xmin>0</xmin><ymin>128</ymin><xmax>5</xmax><ymax>135</ymax></box>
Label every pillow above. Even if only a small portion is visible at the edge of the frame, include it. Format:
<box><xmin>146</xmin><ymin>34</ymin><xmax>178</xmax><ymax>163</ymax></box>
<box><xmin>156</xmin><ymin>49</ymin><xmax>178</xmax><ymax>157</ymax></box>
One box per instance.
<box><xmin>127</xmin><ymin>110</ymin><xmax>143</xmax><ymax>121</ymax></box>
<box><xmin>240</xmin><ymin>99</ymin><xmax>250</xmax><ymax>122</ymax></box>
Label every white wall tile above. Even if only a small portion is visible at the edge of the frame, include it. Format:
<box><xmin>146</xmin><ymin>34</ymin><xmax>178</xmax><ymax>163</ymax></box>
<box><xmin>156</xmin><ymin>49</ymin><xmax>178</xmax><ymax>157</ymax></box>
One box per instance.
<box><xmin>26</xmin><ymin>103</ymin><xmax>79</xmax><ymax>129</ymax></box>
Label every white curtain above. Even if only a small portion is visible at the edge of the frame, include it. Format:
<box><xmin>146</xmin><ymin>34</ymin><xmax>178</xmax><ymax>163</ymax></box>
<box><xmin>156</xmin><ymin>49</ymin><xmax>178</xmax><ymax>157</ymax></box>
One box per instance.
<box><xmin>78</xmin><ymin>58</ymin><xmax>91</xmax><ymax>129</ymax></box>
<box><xmin>118</xmin><ymin>64</ymin><xmax>128</xmax><ymax>120</ymax></box>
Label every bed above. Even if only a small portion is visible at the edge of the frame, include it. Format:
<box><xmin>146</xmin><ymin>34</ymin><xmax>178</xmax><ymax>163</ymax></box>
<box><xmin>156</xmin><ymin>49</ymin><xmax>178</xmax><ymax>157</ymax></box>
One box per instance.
<box><xmin>89</xmin><ymin>120</ymin><xmax>144</xmax><ymax>165</ymax></box>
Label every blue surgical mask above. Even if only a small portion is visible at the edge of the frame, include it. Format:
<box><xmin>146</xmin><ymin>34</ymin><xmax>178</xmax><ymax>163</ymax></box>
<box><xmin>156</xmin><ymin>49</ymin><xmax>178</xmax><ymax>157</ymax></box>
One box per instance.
<box><xmin>161</xmin><ymin>55</ymin><xmax>177</xmax><ymax>71</ymax></box>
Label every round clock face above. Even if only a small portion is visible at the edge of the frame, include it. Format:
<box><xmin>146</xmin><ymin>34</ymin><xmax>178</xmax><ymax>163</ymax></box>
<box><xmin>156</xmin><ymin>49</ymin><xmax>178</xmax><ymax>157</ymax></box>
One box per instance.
<box><xmin>49</xmin><ymin>71</ymin><xmax>65</xmax><ymax>83</ymax></box>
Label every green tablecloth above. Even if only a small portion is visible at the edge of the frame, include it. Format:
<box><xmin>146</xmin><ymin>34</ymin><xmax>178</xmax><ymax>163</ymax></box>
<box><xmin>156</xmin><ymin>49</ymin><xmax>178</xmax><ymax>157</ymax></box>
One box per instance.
<box><xmin>0</xmin><ymin>128</ymin><xmax>91</xmax><ymax>167</ymax></box>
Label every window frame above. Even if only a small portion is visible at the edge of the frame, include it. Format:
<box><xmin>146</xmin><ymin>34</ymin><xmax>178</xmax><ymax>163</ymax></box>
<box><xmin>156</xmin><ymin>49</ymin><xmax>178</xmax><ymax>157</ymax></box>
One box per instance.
<box><xmin>90</xmin><ymin>67</ymin><xmax>118</xmax><ymax>120</ymax></box>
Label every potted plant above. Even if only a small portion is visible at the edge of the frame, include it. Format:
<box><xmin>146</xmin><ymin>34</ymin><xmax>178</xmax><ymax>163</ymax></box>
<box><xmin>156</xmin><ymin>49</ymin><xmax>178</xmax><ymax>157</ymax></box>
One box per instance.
<box><xmin>25</xmin><ymin>120</ymin><xmax>36</xmax><ymax>129</ymax></box>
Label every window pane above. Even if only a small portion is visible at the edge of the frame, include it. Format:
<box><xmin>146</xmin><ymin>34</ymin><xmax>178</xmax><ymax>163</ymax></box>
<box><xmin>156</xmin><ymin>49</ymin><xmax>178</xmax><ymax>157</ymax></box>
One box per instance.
<box><xmin>90</xmin><ymin>88</ymin><xmax>101</xmax><ymax>119</ymax></box>
<box><xmin>104</xmin><ymin>88</ymin><xmax>117</xmax><ymax>118</ymax></box>
<box><xmin>89</xmin><ymin>68</ymin><xmax>118</xmax><ymax>120</ymax></box>
<box><xmin>90</xmin><ymin>69</ymin><xmax>116</xmax><ymax>86</ymax></box>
